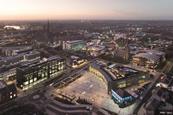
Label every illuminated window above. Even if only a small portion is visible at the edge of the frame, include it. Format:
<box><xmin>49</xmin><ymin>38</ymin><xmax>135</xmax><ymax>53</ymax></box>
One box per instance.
<box><xmin>10</xmin><ymin>95</ymin><xmax>13</xmax><ymax>99</ymax></box>
<box><xmin>34</xmin><ymin>77</ymin><xmax>37</xmax><ymax>81</ymax></box>
<box><xmin>30</xmin><ymin>79</ymin><xmax>33</xmax><ymax>83</ymax></box>
<box><xmin>118</xmin><ymin>81</ymin><xmax>126</xmax><ymax>88</ymax></box>
<box><xmin>24</xmin><ymin>81</ymin><xmax>29</xmax><ymax>85</ymax></box>
<box><xmin>142</xmin><ymin>76</ymin><xmax>146</xmax><ymax>79</ymax></box>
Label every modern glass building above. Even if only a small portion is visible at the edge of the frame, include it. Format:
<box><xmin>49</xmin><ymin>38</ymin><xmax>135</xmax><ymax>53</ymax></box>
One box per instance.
<box><xmin>63</xmin><ymin>40</ymin><xmax>86</xmax><ymax>51</ymax></box>
<box><xmin>111</xmin><ymin>89</ymin><xmax>133</xmax><ymax>107</ymax></box>
<box><xmin>16</xmin><ymin>56</ymin><xmax>65</xmax><ymax>90</ymax></box>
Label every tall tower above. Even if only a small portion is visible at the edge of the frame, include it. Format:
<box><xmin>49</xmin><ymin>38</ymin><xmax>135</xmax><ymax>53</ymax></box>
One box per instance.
<box><xmin>47</xmin><ymin>20</ymin><xmax>50</xmax><ymax>35</ymax></box>
<box><xmin>124</xmin><ymin>39</ymin><xmax>130</xmax><ymax>61</ymax></box>
<box><xmin>46</xmin><ymin>20</ymin><xmax>53</xmax><ymax>44</ymax></box>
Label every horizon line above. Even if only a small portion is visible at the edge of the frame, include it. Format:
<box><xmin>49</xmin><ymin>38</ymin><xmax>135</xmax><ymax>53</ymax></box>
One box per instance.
<box><xmin>1</xmin><ymin>19</ymin><xmax>173</xmax><ymax>22</ymax></box>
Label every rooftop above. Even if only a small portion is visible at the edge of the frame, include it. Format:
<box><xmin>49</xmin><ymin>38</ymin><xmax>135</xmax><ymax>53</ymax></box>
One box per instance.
<box><xmin>104</xmin><ymin>64</ymin><xmax>140</xmax><ymax>81</ymax></box>
<box><xmin>134</xmin><ymin>53</ymin><xmax>160</xmax><ymax>63</ymax></box>
<box><xmin>18</xmin><ymin>55</ymin><xmax>62</xmax><ymax>70</ymax></box>
<box><xmin>0</xmin><ymin>45</ymin><xmax>32</xmax><ymax>50</ymax></box>
<box><xmin>88</xmin><ymin>45</ymin><xmax>105</xmax><ymax>51</ymax></box>
<box><xmin>91</xmin><ymin>62</ymin><xmax>112</xmax><ymax>82</ymax></box>
<box><xmin>66</xmin><ymin>40</ymin><xmax>85</xmax><ymax>44</ymax></box>
<box><xmin>133</xmin><ymin>50</ymin><xmax>165</xmax><ymax>63</ymax></box>
<box><xmin>0</xmin><ymin>80</ymin><xmax>6</xmax><ymax>89</ymax></box>
<box><xmin>0</xmin><ymin>50</ymin><xmax>40</xmax><ymax>61</ymax></box>
<box><xmin>112</xmin><ymin>89</ymin><xmax>132</xmax><ymax>98</ymax></box>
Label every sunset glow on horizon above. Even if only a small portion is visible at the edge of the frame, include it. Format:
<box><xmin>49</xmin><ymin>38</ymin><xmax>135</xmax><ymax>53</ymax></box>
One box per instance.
<box><xmin>0</xmin><ymin>0</ymin><xmax>173</xmax><ymax>20</ymax></box>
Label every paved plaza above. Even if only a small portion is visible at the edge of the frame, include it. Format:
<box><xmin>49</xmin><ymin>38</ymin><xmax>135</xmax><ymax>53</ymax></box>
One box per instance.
<box><xmin>55</xmin><ymin>71</ymin><xmax>136</xmax><ymax>115</ymax></box>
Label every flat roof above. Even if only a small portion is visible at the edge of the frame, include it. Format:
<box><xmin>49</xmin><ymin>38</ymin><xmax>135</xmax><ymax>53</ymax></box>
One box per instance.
<box><xmin>0</xmin><ymin>80</ymin><xmax>6</xmax><ymax>89</ymax></box>
<box><xmin>91</xmin><ymin>62</ymin><xmax>145</xmax><ymax>82</ymax></box>
<box><xmin>0</xmin><ymin>50</ymin><xmax>40</xmax><ymax>61</ymax></box>
<box><xmin>66</xmin><ymin>40</ymin><xmax>85</xmax><ymax>44</ymax></box>
<box><xmin>133</xmin><ymin>50</ymin><xmax>165</xmax><ymax>62</ymax></box>
<box><xmin>105</xmin><ymin>64</ymin><xmax>140</xmax><ymax>81</ymax></box>
<box><xmin>91</xmin><ymin>62</ymin><xmax>112</xmax><ymax>83</ymax></box>
<box><xmin>134</xmin><ymin>52</ymin><xmax>160</xmax><ymax>62</ymax></box>
<box><xmin>146</xmin><ymin>50</ymin><xmax>165</xmax><ymax>56</ymax></box>
<box><xmin>88</xmin><ymin>45</ymin><xmax>105</xmax><ymax>51</ymax></box>
<box><xmin>18</xmin><ymin>55</ymin><xmax>63</xmax><ymax>71</ymax></box>
<box><xmin>71</xmin><ymin>55</ymin><xmax>80</xmax><ymax>59</ymax></box>
<box><xmin>1</xmin><ymin>46</ymin><xmax>32</xmax><ymax>50</ymax></box>
<box><xmin>112</xmin><ymin>88</ymin><xmax>132</xmax><ymax>98</ymax></box>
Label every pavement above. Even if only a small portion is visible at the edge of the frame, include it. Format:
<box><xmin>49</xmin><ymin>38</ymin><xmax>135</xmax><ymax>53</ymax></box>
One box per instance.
<box><xmin>55</xmin><ymin>71</ymin><xmax>137</xmax><ymax>115</ymax></box>
<box><xmin>56</xmin><ymin>71</ymin><xmax>108</xmax><ymax>104</ymax></box>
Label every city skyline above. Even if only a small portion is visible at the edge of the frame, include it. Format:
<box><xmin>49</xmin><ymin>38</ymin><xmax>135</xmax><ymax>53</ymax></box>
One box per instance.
<box><xmin>1</xmin><ymin>2</ymin><xmax>173</xmax><ymax>114</ymax></box>
<box><xmin>0</xmin><ymin>0</ymin><xmax>173</xmax><ymax>20</ymax></box>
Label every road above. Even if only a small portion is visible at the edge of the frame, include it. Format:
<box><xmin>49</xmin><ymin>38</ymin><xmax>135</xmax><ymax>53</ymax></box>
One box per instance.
<box><xmin>0</xmin><ymin>58</ymin><xmax>95</xmax><ymax>114</ymax></box>
<box><xmin>133</xmin><ymin>72</ymin><xmax>163</xmax><ymax>115</ymax></box>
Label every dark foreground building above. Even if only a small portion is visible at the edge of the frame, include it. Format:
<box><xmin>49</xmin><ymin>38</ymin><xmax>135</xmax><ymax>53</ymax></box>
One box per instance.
<box><xmin>0</xmin><ymin>80</ymin><xmax>17</xmax><ymax>104</ymax></box>
<box><xmin>16</xmin><ymin>56</ymin><xmax>65</xmax><ymax>90</ymax></box>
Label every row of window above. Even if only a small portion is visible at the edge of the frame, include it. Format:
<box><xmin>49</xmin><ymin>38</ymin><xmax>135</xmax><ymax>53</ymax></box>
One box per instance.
<box><xmin>22</xmin><ymin>61</ymin><xmax>65</xmax><ymax>86</ymax></box>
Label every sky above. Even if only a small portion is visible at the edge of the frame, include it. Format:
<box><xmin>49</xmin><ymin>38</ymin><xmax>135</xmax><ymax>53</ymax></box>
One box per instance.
<box><xmin>0</xmin><ymin>0</ymin><xmax>173</xmax><ymax>20</ymax></box>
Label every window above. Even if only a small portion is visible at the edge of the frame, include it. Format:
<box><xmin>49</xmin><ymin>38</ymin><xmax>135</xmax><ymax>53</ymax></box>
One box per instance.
<box><xmin>10</xmin><ymin>95</ymin><xmax>13</xmax><ymax>99</ymax></box>
<box><xmin>24</xmin><ymin>81</ymin><xmax>29</xmax><ymax>85</ymax></box>
<box><xmin>34</xmin><ymin>77</ymin><xmax>37</xmax><ymax>81</ymax></box>
<box><xmin>117</xmin><ymin>81</ymin><xmax>126</xmax><ymax>88</ymax></box>
<box><xmin>30</xmin><ymin>79</ymin><xmax>33</xmax><ymax>83</ymax></box>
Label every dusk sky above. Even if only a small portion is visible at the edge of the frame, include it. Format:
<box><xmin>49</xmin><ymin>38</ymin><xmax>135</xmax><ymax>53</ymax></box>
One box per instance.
<box><xmin>0</xmin><ymin>0</ymin><xmax>173</xmax><ymax>20</ymax></box>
